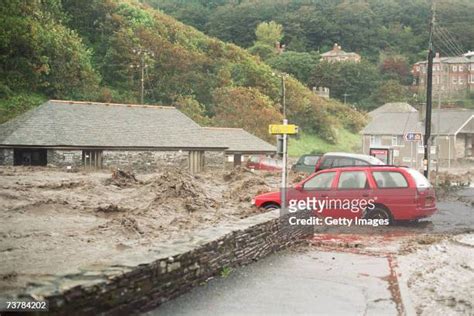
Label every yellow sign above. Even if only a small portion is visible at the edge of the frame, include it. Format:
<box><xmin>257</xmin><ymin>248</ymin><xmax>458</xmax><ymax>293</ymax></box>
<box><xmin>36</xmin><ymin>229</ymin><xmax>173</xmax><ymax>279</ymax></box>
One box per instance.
<box><xmin>269</xmin><ymin>124</ymin><xmax>299</xmax><ymax>135</ymax></box>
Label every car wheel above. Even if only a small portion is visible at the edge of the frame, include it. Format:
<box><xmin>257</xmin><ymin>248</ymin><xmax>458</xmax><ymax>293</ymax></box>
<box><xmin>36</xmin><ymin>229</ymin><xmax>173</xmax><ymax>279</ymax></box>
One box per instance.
<box><xmin>262</xmin><ymin>203</ymin><xmax>280</xmax><ymax>211</ymax></box>
<box><xmin>365</xmin><ymin>206</ymin><xmax>392</xmax><ymax>224</ymax></box>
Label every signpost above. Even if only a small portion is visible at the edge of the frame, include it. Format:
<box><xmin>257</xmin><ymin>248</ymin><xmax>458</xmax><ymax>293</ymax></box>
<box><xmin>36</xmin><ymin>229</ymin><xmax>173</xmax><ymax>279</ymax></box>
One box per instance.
<box><xmin>269</xmin><ymin>122</ymin><xmax>299</xmax><ymax>213</ymax></box>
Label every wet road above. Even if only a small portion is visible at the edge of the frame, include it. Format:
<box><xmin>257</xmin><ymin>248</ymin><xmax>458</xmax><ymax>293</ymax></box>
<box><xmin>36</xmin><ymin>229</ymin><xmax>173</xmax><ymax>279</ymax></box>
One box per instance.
<box><xmin>145</xmin><ymin>250</ymin><xmax>399</xmax><ymax>316</ymax></box>
<box><xmin>145</xmin><ymin>188</ymin><xmax>473</xmax><ymax>315</ymax></box>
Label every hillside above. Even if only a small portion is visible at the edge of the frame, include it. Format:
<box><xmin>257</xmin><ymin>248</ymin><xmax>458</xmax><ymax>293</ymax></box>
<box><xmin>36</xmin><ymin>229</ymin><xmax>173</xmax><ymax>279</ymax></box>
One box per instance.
<box><xmin>148</xmin><ymin>0</ymin><xmax>474</xmax><ymax>109</ymax></box>
<box><xmin>0</xmin><ymin>0</ymin><xmax>366</xmax><ymax>146</ymax></box>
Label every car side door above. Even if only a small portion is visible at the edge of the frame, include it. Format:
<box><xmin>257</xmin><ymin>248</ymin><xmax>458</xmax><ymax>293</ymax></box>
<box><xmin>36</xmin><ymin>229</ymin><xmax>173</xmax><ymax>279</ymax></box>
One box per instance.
<box><xmin>300</xmin><ymin>171</ymin><xmax>338</xmax><ymax>217</ymax></box>
<box><xmin>333</xmin><ymin>170</ymin><xmax>373</xmax><ymax>219</ymax></box>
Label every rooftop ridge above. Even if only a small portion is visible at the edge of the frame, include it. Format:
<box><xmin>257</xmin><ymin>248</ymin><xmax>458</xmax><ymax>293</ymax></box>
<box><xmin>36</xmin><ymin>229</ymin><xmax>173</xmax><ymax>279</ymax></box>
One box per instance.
<box><xmin>49</xmin><ymin>100</ymin><xmax>176</xmax><ymax>109</ymax></box>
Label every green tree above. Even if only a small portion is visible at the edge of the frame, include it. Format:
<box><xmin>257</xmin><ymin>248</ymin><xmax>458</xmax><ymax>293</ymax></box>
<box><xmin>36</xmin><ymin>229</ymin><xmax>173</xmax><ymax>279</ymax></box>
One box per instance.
<box><xmin>370</xmin><ymin>80</ymin><xmax>409</xmax><ymax>106</ymax></box>
<box><xmin>255</xmin><ymin>21</ymin><xmax>283</xmax><ymax>46</ymax></box>
<box><xmin>309</xmin><ymin>61</ymin><xmax>381</xmax><ymax>108</ymax></box>
<box><xmin>266</xmin><ymin>52</ymin><xmax>319</xmax><ymax>84</ymax></box>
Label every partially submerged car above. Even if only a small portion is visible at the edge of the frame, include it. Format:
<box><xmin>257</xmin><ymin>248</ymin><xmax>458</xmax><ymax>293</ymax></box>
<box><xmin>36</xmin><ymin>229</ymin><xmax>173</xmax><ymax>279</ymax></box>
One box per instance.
<box><xmin>253</xmin><ymin>165</ymin><xmax>437</xmax><ymax>223</ymax></box>
<box><xmin>246</xmin><ymin>156</ymin><xmax>282</xmax><ymax>171</ymax></box>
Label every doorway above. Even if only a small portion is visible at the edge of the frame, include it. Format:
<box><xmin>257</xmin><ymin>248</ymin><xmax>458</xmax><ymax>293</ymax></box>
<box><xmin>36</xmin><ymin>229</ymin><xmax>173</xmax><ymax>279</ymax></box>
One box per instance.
<box><xmin>13</xmin><ymin>148</ymin><xmax>47</xmax><ymax>166</ymax></box>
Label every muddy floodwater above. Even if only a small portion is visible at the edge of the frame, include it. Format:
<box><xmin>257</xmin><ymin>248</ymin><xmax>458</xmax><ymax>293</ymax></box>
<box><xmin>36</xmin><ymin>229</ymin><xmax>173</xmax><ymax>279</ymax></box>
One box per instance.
<box><xmin>0</xmin><ymin>166</ymin><xmax>278</xmax><ymax>295</ymax></box>
<box><xmin>0</xmin><ymin>166</ymin><xmax>472</xmax><ymax>315</ymax></box>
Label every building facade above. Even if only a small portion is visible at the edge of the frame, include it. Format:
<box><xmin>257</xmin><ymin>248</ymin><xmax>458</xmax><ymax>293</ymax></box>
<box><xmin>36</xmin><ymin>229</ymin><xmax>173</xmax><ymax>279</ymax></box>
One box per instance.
<box><xmin>412</xmin><ymin>52</ymin><xmax>474</xmax><ymax>101</ymax></box>
<box><xmin>362</xmin><ymin>103</ymin><xmax>474</xmax><ymax>169</ymax></box>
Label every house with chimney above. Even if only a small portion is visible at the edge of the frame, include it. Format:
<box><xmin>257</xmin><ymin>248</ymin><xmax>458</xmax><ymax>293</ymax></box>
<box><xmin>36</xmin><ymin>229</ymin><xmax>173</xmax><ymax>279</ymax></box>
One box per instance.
<box><xmin>320</xmin><ymin>43</ymin><xmax>361</xmax><ymax>63</ymax></box>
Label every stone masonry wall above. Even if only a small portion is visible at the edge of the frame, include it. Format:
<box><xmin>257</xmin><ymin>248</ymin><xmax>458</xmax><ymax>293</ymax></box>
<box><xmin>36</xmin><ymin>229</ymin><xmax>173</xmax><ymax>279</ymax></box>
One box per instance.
<box><xmin>34</xmin><ymin>210</ymin><xmax>312</xmax><ymax>315</ymax></box>
<box><xmin>0</xmin><ymin>148</ymin><xmax>13</xmax><ymax>165</ymax></box>
<box><xmin>44</xmin><ymin>150</ymin><xmax>225</xmax><ymax>172</ymax></box>
<box><xmin>102</xmin><ymin>150</ymin><xmax>188</xmax><ymax>172</ymax></box>
<box><xmin>47</xmin><ymin>150</ymin><xmax>83</xmax><ymax>168</ymax></box>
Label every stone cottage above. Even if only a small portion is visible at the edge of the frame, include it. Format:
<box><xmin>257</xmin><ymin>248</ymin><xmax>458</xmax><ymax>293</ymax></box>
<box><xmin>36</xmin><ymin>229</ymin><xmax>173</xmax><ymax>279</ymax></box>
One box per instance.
<box><xmin>0</xmin><ymin>100</ymin><xmax>276</xmax><ymax>172</ymax></box>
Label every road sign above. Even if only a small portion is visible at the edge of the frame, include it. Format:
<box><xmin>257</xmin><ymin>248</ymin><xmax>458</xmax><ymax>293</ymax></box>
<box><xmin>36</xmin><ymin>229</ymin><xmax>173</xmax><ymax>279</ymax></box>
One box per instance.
<box><xmin>404</xmin><ymin>132</ymin><xmax>422</xmax><ymax>142</ymax></box>
<box><xmin>269</xmin><ymin>124</ymin><xmax>298</xmax><ymax>135</ymax></box>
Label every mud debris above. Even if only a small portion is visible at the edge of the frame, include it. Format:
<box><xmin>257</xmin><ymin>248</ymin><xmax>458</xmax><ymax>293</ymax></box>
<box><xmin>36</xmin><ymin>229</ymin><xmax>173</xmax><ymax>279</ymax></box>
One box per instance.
<box><xmin>105</xmin><ymin>169</ymin><xmax>138</xmax><ymax>187</ymax></box>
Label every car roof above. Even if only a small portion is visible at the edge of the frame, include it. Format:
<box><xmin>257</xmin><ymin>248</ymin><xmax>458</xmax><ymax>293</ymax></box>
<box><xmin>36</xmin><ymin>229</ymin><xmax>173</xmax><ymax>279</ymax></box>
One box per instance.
<box><xmin>324</xmin><ymin>152</ymin><xmax>375</xmax><ymax>160</ymax></box>
<box><xmin>321</xmin><ymin>165</ymin><xmax>407</xmax><ymax>172</ymax></box>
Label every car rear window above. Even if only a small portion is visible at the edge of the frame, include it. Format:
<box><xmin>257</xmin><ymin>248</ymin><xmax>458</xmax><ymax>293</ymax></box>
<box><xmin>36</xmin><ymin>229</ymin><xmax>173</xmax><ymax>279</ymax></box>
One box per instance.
<box><xmin>338</xmin><ymin>171</ymin><xmax>368</xmax><ymax>189</ymax></box>
<box><xmin>249</xmin><ymin>156</ymin><xmax>259</xmax><ymax>163</ymax></box>
<box><xmin>372</xmin><ymin>171</ymin><xmax>408</xmax><ymax>188</ymax></box>
<box><xmin>406</xmin><ymin>168</ymin><xmax>431</xmax><ymax>188</ymax></box>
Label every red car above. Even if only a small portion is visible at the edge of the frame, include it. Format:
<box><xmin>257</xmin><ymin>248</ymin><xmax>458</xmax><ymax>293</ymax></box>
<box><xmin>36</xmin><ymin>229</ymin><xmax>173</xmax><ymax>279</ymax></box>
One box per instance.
<box><xmin>252</xmin><ymin>166</ymin><xmax>437</xmax><ymax>223</ymax></box>
<box><xmin>246</xmin><ymin>156</ymin><xmax>282</xmax><ymax>171</ymax></box>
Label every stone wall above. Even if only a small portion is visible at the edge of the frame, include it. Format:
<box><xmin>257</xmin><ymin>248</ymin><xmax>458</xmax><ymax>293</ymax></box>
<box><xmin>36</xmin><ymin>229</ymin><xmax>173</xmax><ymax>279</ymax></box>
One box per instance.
<box><xmin>0</xmin><ymin>148</ymin><xmax>13</xmax><ymax>165</ymax></box>
<box><xmin>44</xmin><ymin>149</ymin><xmax>225</xmax><ymax>172</ymax></box>
<box><xmin>102</xmin><ymin>150</ymin><xmax>188</xmax><ymax>172</ymax></box>
<box><xmin>47</xmin><ymin>150</ymin><xmax>83</xmax><ymax>167</ymax></box>
<box><xmin>32</xmin><ymin>210</ymin><xmax>311</xmax><ymax>315</ymax></box>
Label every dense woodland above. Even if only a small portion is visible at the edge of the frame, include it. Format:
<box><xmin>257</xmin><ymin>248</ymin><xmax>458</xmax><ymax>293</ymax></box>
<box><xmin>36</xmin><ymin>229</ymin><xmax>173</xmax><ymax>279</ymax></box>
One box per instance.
<box><xmin>148</xmin><ymin>0</ymin><xmax>474</xmax><ymax>107</ymax></box>
<box><xmin>1</xmin><ymin>0</ymin><xmax>472</xmax><ymax>147</ymax></box>
<box><xmin>0</xmin><ymin>0</ymin><xmax>368</xmax><ymax>144</ymax></box>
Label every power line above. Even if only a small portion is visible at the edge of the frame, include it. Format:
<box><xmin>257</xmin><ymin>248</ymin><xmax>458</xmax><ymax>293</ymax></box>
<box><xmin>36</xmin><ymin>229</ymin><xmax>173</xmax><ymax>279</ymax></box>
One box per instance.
<box><xmin>434</xmin><ymin>27</ymin><xmax>461</xmax><ymax>56</ymax></box>
<box><xmin>433</xmin><ymin>31</ymin><xmax>459</xmax><ymax>57</ymax></box>
<box><xmin>434</xmin><ymin>25</ymin><xmax>464</xmax><ymax>56</ymax></box>
<box><xmin>441</xmin><ymin>25</ymin><xmax>465</xmax><ymax>54</ymax></box>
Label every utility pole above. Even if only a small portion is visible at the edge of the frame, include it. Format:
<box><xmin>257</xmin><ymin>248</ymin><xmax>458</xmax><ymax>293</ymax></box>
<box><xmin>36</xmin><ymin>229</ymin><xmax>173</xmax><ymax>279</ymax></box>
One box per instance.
<box><xmin>273</xmin><ymin>72</ymin><xmax>289</xmax><ymax>211</ymax></box>
<box><xmin>424</xmin><ymin>3</ymin><xmax>436</xmax><ymax>178</ymax></box>
<box><xmin>280</xmin><ymin>74</ymin><xmax>288</xmax><ymax>211</ymax></box>
<box><xmin>130</xmin><ymin>48</ymin><xmax>154</xmax><ymax>104</ymax></box>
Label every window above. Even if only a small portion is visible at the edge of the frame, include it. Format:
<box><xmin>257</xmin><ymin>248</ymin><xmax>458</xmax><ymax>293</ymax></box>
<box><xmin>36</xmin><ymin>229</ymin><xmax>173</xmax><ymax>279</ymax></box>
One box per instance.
<box><xmin>406</xmin><ymin>169</ymin><xmax>431</xmax><ymax>188</ymax></box>
<box><xmin>372</xmin><ymin>171</ymin><xmax>408</xmax><ymax>188</ymax></box>
<box><xmin>332</xmin><ymin>157</ymin><xmax>355</xmax><ymax>167</ymax></box>
<box><xmin>392</xmin><ymin>135</ymin><xmax>403</xmax><ymax>146</ymax></box>
<box><xmin>471</xmin><ymin>74</ymin><xmax>474</xmax><ymax>84</ymax></box>
<box><xmin>303</xmin><ymin>156</ymin><xmax>320</xmax><ymax>166</ymax></box>
<box><xmin>249</xmin><ymin>156</ymin><xmax>259</xmax><ymax>163</ymax></box>
<box><xmin>459</xmin><ymin>65</ymin><xmax>464</xmax><ymax>72</ymax></box>
<box><xmin>338</xmin><ymin>171</ymin><xmax>368</xmax><ymax>189</ymax></box>
<box><xmin>82</xmin><ymin>150</ymin><xmax>103</xmax><ymax>169</ymax></box>
<box><xmin>453</xmin><ymin>65</ymin><xmax>458</xmax><ymax>72</ymax></box>
<box><xmin>370</xmin><ymin>135</ymin><xmax>381</xmax><ymax>146</ymax></box>
<box><xmin>303</xmin><ymin>172</ymin><xmax>336</xmax><ymax>190</ymax></box>
<box><xmin>459</xmin><ymin>78</ymin><xmax>464</xmax><ymax>84</ymax></box>
<box><xmin>354</xmin><ymin>159</ymin><xmax>369</xmax><ymax>166</ymax></box>
<box><xmin>452</xmin><ymin>77</ymin><xmax>457</xmax><ymax>84</ymax></box>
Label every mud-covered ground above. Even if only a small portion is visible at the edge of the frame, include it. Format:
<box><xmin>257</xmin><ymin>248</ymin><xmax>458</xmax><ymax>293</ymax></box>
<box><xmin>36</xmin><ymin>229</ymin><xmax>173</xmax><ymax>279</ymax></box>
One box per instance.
<box><xmin>0</xmin><ymin>166</ymin><xmax>279</xmax><ymax>295</ymax></box>
<box><xmin>1</xmin><ymin>166</ymin><xmax>473</xmax><ymax>315</ymax></box>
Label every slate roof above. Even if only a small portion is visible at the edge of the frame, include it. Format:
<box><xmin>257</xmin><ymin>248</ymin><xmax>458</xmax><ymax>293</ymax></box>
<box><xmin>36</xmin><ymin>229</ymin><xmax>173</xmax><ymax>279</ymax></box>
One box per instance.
<box><xmin>0</xmin><ymin>100</ymin><xmax>228</xmax><ymax>150</ymax></box>
<box><xmin>369</xmin><ymin>102</ymin><xmax>418</xmax><ymax>117</ymax></box>
<box><xmin>203</xmin><ymin>127</ymin><xmax>275</xmax><ymax>154</ymax></box>
<box><xmin>415</xmin><ymin>56</ymin><xmax>471</xmax><ymax>64</ymax></box>
<box><xmin>362</xmin><ymin>112</ymin><xmax>424</xmax><ymax>135</ymax></box>
<box><xmin>362</xmin><ymin>109</ymin><xmax>474</xmax><ymax>136</ymax></box>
